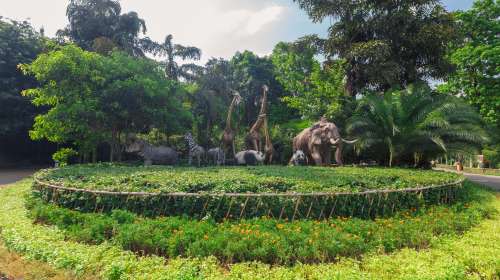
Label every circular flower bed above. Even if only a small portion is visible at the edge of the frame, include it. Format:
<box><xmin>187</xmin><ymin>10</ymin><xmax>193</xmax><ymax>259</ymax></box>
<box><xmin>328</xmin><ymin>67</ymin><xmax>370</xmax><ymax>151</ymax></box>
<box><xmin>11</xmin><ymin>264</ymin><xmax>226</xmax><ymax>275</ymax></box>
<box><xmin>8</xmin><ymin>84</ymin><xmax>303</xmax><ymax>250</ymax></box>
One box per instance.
<box><xmin>33</xmin><ymin>164</ymin><xmax>464</xmax><ymax>220</ymax></box>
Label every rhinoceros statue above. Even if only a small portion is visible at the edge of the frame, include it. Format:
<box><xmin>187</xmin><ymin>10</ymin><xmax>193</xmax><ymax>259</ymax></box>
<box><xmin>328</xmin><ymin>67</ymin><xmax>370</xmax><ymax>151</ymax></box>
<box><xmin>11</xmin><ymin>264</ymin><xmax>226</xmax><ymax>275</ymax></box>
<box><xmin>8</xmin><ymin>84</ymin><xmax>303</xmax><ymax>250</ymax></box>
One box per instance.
<box><xmin>126</xmin><ymin>138</ymin><xmax>178</xmax><ymax>166</ymax></box>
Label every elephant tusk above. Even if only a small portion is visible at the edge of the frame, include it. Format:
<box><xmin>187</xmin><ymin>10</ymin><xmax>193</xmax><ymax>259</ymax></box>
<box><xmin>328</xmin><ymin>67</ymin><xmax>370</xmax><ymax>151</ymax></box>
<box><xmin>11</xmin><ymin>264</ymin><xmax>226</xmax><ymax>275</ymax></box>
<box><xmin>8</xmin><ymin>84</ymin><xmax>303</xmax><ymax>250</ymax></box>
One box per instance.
<box><xmin>342</xmin><ymin>138</ymin><xmax>358</xmax><ymax>144</ymax></box>
<box><xmin>330</xmin><ymin>138</ymin><xmax>341</xmax><ymax>145</ymax></box>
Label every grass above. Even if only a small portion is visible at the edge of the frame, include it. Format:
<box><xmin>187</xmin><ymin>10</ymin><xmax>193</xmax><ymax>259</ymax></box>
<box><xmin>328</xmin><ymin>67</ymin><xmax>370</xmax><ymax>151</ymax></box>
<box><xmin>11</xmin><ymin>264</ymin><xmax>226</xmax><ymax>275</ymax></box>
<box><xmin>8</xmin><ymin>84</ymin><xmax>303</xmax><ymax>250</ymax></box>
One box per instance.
<box><xmin>26</xmin><ymin>182</ymin><xmax>495</xmax><ymax>265</ymax></box>
<box><xmin>0</xmin><ymin>241</ymin><xmax>90</xmax><ymax>280</ymax></box>
<box><xmin>36</xmin><ymin>163</ymin><xmax>462</xmax><ymax>193</ymax></box>
<box><xmin>0</xmin><ymin>180</ymin><xmax>498</xmax><ymax>279</ymax></box>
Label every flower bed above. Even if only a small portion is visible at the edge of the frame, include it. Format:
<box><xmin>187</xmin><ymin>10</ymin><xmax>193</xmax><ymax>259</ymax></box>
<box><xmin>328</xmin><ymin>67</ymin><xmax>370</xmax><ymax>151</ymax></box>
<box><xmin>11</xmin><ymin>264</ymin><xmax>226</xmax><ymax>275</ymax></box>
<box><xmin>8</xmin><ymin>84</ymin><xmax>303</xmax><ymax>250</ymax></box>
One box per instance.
<box><xmin>0</xmin><ymin>180</ymin><xmax>499</xmax><ymax>279</ymax></box>
<box><xmin>33</xmin><ymin>164</ymin><xmax>464</xmax><ymax>220</ymax></box>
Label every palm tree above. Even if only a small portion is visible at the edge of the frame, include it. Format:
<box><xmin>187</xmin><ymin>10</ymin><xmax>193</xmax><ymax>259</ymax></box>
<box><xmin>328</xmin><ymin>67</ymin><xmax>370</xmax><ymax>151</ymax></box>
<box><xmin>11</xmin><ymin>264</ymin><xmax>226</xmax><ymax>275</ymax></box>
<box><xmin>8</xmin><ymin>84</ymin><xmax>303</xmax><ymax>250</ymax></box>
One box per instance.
<box><xmin>155</xmin><ymin>34</ymin><xmax>202</xmax><ymax>81</ymax></box>
<box><xmin>347</xmin><ymin>84</ymin><xmax>486</xmax><ymax>167</ymax></box>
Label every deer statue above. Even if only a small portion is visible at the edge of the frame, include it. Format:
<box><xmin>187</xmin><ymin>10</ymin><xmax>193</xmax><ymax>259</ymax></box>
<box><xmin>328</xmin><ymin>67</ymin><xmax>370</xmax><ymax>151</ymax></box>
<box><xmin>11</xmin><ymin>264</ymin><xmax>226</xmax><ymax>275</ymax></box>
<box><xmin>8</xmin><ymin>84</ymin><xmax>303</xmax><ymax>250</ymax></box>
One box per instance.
<box><xmin>221</xmin><ymin>91</ymin><xmax>242</xmax><ymax>160</ymax></box>
<box><xmin>245</xmin><ymin>85</ymin><xmax>269</xmax><ymax>152</ymax></box>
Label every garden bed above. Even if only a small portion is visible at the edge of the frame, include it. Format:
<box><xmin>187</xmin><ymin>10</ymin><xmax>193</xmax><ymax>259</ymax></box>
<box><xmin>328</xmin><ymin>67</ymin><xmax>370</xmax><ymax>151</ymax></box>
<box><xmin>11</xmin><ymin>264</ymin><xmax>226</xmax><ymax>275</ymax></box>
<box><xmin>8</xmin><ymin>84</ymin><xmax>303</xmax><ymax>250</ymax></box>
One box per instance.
<box><xmin>33</xmin><ymin>164</ymin><xmax>464</xmax><ymax>220</ymax></box>
<box><xmin>1</xmin><ymin>180</ymin><xmax>498</xmax><ymax>279</ymax></box>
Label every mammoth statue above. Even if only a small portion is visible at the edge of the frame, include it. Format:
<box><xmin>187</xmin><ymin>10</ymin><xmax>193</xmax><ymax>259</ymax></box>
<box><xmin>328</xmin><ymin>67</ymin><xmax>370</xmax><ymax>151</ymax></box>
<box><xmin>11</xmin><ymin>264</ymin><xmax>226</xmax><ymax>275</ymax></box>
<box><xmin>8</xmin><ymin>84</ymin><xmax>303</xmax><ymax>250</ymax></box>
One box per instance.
<box><xmin>292</xmin><ymin>118</ymin><xmax>357</xmax><ymax>166</ymax></box>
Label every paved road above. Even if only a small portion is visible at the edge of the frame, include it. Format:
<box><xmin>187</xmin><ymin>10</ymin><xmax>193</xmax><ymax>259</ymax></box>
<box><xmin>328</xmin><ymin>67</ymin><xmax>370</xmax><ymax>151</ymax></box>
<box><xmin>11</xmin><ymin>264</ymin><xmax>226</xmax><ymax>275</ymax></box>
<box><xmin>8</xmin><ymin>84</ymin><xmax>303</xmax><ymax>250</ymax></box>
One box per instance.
<box><xmin>435</xmin><ymin>168</ymin><xmax>500</xmax><ymax>192</ymax></box>
<box><xmin>0</xmin><ymin>169</ymin><xmax>38</xmax><ymax>187</ymax></box>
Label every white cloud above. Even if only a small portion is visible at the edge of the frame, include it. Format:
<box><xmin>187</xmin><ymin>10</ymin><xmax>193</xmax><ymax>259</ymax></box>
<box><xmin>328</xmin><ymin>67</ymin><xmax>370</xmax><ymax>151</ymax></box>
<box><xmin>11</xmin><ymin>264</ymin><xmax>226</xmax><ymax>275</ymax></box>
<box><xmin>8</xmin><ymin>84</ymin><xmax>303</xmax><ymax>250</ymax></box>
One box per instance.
<box><xmin>2</xmin><ymin>0</ymin><xmax>323</xmax><ymax>63</ymax></box>
<box><xmin>245</xmin><ymin>5</ymin><xmax>285</xmax><ymax>35</ymax></box>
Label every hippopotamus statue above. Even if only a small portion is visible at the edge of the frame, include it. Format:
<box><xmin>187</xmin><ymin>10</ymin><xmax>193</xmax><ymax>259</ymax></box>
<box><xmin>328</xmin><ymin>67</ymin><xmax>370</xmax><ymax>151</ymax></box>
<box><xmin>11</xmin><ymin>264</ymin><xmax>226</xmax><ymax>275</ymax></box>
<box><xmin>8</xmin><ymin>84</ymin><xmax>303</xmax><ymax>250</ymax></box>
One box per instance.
<box><xmin>126</xmin><ymin>138</ymin><xmax>178</xmax><ymax>166</ymax></box>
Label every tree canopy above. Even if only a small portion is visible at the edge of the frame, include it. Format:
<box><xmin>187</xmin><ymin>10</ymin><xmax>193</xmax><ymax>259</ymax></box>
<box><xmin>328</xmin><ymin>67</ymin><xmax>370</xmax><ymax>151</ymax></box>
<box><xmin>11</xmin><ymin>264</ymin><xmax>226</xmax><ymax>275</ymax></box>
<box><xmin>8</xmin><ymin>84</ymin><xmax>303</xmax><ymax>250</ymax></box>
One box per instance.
<box><xmin>57</xmin><ymin>0</ymin><xmax>156</xmax><ymax>56</ymax></box>
<box><xmin>439</xmin><ymin>0</ymin><xmax>499</xmax><ymax>127</ymax></box>
<box><xmin>293</xmin><ymin>0</ymin><xmax>458</xmax><ymax>95</ymax></box>
<box><xmin>20</xmin><ymin>44</ymin><xmax>190</xmax><ymax>161</ymax></box>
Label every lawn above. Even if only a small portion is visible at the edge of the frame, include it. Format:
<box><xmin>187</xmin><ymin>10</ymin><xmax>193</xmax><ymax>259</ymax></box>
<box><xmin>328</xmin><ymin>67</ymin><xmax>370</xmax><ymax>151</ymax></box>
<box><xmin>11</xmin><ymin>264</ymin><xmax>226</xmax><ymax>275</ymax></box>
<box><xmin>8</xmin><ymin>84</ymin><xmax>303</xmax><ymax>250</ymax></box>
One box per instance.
<box><xmin>0</xmin><ymin>179</ymin><xmax>498</xmax><ymax>279</ymax></box>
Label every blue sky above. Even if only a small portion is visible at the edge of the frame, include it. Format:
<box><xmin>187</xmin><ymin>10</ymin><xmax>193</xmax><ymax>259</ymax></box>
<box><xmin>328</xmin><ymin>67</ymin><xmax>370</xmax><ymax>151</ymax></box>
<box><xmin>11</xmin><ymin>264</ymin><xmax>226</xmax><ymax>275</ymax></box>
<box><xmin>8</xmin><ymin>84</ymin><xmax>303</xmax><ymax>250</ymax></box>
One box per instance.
<box><xmin>2</xmin><ymin>0</ymin><xmax>474</xmax><ymax>63</ymax></box>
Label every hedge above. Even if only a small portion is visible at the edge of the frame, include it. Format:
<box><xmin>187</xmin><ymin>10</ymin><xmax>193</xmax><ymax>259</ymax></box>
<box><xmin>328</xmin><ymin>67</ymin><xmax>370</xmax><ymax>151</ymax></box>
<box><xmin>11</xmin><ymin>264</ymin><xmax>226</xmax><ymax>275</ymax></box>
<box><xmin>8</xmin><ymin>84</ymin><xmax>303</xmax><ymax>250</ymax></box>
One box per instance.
<box><xmin>33</xmin><ymin>178</ymin><xmax>464</xmax><ymax>221</ymax></box>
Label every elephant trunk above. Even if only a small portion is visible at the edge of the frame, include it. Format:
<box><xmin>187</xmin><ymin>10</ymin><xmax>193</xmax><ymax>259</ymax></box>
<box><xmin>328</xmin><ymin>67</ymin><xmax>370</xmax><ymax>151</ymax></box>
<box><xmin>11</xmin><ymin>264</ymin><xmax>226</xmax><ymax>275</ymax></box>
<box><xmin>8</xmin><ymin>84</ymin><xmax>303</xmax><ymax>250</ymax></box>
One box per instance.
<box><xmin>329</xmin><ymin>138</ymin><xmax>341</xmax><ymax>145</ymax></box>
<box><xmin>341</xmin><ymin>138</ymin><xmax>358</xmax><ymax>144</ymax></box>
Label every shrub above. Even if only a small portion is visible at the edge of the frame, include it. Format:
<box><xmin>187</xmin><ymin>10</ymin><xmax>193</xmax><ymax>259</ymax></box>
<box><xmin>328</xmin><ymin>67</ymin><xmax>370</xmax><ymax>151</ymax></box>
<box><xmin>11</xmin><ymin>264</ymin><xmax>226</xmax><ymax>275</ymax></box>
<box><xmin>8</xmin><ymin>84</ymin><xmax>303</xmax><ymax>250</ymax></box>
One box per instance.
<box><xmin>1</xmin><ymin>180</ymin><xmax>499</xmax><ymax>279</ymax></box>
<box><xmin>26</xmin><ymin>182</ymin><xmax>496</xmax><ymax>265</ymax></box>
<box><xmin>52</xmin><ymin>148</ymin><xmax>78</xmax><ymax>167</ymax></box>
<box><xmin>33</xmin><ymin>164</ymin><xmax>464</xmax><ymax>220</ymax></box>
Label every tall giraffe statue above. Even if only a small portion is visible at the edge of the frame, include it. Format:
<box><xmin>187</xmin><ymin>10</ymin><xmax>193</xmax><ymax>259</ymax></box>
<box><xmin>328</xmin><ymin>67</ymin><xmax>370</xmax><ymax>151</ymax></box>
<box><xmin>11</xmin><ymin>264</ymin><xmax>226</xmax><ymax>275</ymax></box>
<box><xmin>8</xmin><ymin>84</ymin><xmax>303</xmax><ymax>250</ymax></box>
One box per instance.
<box><xmin>245</xmin><ymin>85</ymin><xmax>269</xmax><ymax>152</ymax></box>
<box><xmin>263</xmin><ymin>115</ymin><xmax>274</xmax><ymax>164</ymax></box>
<box><xmin>221</xmin><ymin>91</ymin><xmax>241</xmax><ymax>159</ymax></box>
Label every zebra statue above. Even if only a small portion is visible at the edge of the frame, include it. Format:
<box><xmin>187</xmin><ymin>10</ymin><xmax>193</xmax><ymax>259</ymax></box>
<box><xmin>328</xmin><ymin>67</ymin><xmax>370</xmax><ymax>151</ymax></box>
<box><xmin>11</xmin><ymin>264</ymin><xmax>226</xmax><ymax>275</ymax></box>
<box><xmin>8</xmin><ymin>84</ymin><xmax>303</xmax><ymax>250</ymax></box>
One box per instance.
<box><xmin>184</xmin><ymin>132</ymin><xmax>205</xmax><ymax>167</ymax></box>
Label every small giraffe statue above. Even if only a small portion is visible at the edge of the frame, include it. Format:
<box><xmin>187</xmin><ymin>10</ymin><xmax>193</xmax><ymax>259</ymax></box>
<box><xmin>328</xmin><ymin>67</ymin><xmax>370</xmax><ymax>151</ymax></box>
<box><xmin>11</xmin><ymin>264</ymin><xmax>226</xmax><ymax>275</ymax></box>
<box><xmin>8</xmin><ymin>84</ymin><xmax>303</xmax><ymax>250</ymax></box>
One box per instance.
<box><xmin>221</xmin><ymin>91</ymin><xmax>242</xmax><ymax>159</ymax></box>
<box><xmin>245</xmin><ymin>85</ymin><xmax>268</xmax><ymax>152</ymax></box>
<box><xmin>184</xmin><ymin>132</ymin><xmax>205</xmax><ymax>167</ymax></box>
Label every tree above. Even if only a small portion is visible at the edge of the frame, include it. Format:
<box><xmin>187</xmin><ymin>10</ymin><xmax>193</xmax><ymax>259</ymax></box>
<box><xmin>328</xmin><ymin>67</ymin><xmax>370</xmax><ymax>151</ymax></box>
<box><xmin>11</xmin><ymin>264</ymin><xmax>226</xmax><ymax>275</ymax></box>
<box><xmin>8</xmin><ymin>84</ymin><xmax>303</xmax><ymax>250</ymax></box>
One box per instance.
<box><xmin>57</xmin><ymin>0</ymin><xmax>156</xmax><ymax>56</ymax></box>
<box><xmin>271</xmin><ymin>41</ymin><xmax>346</xmax><ymax>120</ymax></box>
<box><xmin>293</xmin><ymin>0</ymin><xmax>457</xmax><ymax>96</ymax></box>
<box><xmin>0</xmin><ymin>18</ymin><xmax>44</xmax><ymax>136</ymax></box>
<box><xmin>154</xmin><ymin>34</ymin><xmax>202</xmax><ymax>81</ymax></box>
<box><xmin>20</xmin><ymin>44</ymin><xmax>189</xmax><ymax>161</ymax></box>
<box><xmin>347</xmin><ymin>84</ymin><xmax>486</xmax><ymax>167</ymax></box>
<box><xmin>439</xmin><ymin>0</ymin><xmax>499</xmax><ymax>127</ymax></box>
<box><xmin>0</xmin><ymin>18</ymin><xmax>55</xmax><ymax>164</ymax></box>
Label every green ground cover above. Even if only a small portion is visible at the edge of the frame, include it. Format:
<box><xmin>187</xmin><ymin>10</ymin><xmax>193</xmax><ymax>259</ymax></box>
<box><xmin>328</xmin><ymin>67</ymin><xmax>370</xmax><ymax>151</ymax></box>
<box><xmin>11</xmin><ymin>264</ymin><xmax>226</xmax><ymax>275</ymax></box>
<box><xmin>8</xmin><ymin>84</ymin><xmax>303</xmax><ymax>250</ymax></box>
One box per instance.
<box><xmin>0</xmin><ymin>180</ymin><xmax>498</xmax><ymax>279</ymax></box>
<box><xmin>36</xmin><ymin>164</ymin><xmax>461</xmax><ymax>193</ymax></box>
<box><xmin>27</xmin><ymin>182</ymin><xmax>495</xmax><ymax>265</ymax></box>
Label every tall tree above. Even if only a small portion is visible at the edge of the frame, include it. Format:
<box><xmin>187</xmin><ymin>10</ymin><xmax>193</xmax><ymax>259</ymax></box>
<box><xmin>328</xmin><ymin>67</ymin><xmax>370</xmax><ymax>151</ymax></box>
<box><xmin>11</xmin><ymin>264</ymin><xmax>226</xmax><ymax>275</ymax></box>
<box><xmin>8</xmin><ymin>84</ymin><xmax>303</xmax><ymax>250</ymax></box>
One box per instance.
<box><xmin>439</xmin><ymin>0</ymin><xmax>499</xmax><ymax>127</ymax></box>
<box><xmin>272</xmin><ymin>40</ymin><xmax>346</xmax><ymax>120</ymax></box>
<box><xmin>20</xmin><ymin>45</ymin><xmax>190</xmax><ymax>161</ymax></box>
<box><xmin>0</xmin><ymin>18</ymin><xmax>55</xmax><ymax>164</ymax></box>
<box><xmin>294</xmin><ymin>0</ymin><xmax>457</xmax><ymax>96</ymax></box>
<box><xmin>347</xmin><ymin>84</ymin><xmax>486</xmax><ymax>167</ymax></box>
<box><xmin>57</xmin><ymin>0</ymin><xmax>155</xmax><ymax>56</ymax></box>
<box><xmin>154</xmin><ymin>34</ymin><xmax>202</xmax><ymax>81</ymax></box>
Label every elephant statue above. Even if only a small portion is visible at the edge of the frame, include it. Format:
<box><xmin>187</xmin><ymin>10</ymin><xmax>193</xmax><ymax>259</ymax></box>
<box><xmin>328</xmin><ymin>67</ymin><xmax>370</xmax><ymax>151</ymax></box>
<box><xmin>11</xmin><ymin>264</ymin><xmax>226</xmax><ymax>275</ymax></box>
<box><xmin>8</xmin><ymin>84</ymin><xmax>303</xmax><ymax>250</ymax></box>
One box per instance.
<box><xmin>292</xmin><ymin>118</ymin><xmax>357</xmax><ymax>166</ymax></box>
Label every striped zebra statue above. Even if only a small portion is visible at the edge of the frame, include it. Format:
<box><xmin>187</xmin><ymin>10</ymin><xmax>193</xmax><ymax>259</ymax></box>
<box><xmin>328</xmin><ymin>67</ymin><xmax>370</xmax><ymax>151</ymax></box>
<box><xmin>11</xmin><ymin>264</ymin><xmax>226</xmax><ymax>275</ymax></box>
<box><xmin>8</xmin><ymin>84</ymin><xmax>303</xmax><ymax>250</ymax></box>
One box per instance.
<box><xmin>184</xmin><ymin>132</ymin><xmax>206</xmax><ymax>167</ymax></box>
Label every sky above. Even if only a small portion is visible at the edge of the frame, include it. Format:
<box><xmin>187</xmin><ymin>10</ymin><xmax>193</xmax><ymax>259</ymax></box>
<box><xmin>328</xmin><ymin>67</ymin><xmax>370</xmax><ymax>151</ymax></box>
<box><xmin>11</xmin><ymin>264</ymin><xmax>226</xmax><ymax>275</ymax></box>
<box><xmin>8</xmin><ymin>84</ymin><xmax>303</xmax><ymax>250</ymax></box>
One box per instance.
<box><xmin>1</xmin><ymin>0</ymin><xmax>474</xmax><ymax>63</ymax></box>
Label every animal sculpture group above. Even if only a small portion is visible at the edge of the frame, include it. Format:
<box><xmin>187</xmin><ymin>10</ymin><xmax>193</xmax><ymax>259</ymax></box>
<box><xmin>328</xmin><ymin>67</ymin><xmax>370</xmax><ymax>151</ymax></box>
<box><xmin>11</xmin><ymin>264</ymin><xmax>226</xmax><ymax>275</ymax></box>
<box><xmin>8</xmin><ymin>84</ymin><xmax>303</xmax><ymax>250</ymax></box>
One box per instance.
<box><xmin>126</xmin><ymin>86</ymin><xmax>356</xmax><ymax>166</ymax></box>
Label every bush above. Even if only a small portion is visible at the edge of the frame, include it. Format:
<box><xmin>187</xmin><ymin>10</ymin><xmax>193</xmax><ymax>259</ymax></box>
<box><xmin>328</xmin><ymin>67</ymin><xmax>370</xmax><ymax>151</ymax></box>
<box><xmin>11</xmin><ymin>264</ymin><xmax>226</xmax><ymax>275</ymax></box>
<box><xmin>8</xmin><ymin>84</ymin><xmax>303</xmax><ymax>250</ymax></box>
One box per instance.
<box><xmin>1</xmin><ymin>180</ymin><xmax>499</xmax><ymax>279</ymax></box>
<box><xmin>26</xmin><ymin>182</ymin><xmax>496</xmax><ymax>265</ymax></box>
<box><xmin>52</xmin><ymin>148</ymin><xmax>78</xmax><ymax>167</ymax></box>
<box><xmin>33</xmin><ymin>164</ymin><xmax>464</xmax><ymax>220</ymax></box>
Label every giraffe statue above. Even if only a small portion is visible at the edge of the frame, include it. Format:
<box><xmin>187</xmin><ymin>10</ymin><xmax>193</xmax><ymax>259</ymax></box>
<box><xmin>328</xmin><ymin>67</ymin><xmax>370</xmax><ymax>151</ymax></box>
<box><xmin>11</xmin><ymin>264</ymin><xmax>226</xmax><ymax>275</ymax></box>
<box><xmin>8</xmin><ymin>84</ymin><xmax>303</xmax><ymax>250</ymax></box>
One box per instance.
<box><xmin>263</xmin><ymin>115</ymin><xmax>274</xmax><ymax>164</ymax></box>
<box><xmin>245</xmin><ymin>85</ymin><xmax>269</xmax><ymax>152</ymax></box>
<box><xmin>221</xmin><ymin>91</ymin><xmax>242</xmax><ymax>159</ymax></box>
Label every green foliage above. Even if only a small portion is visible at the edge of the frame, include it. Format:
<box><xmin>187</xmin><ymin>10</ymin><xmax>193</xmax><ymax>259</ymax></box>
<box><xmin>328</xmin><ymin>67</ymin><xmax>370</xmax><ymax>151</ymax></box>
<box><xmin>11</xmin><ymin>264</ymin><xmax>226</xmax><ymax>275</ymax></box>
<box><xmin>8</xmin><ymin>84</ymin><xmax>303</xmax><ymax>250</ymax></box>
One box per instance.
<box><xmin>26</xmin><ymin>182</ymin><xmax>495</xmax><ymax>265</ymax></box>
<box><xmin>36</xmin><ymin>164</ymin><xmax>461</xmax><ymax>194</ymax></box>
<box><xmin>1</xmin><ymin>180</ymin><xmax>499</xmax><ymax>280</ymax></box>
<box><xmin>153</xmin><ymin>34</ymin><xmax>202</xmax><ymax>81</ymax></box>
<box><xmin>52</xmin><ymin>148</ymin><xmax>78</xmax><ymax>167</ymax></box>
<box><xmin>271</xmin><ymin>41</ymin><xmax>346</xmax><ymax>120</ymax></box>
<box><xmin>57</xmin><ymin>0</ymin><xmax>156</xmax><ymax>57</ymax></box>
<box><xmin>439</xmin><ymin>0</ymin><xmax>500</xmax><ymax>127</ymax></box>
<box><xmin>0</xmin><ymin>18</ymin><xmax>44</xmax><ymax>136</ymax></box>
<box><xmin>348</xmin><ymin>84</ymin><xmax>487</xmax><ymax>167</ymax></box>
<box><xmin>33</xmin><ymin>164</ymin><xmax>462</xmax><ymax>220</ymax></box>
<box><xmin>293</xmin><ymin>0</ymin><xmax>457</xmax><ymax>95</ymax></box>
<box><xmin>20</xmin><ymin>45</ymin><xmax>190</xmax><ymax>160</ymax></box>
